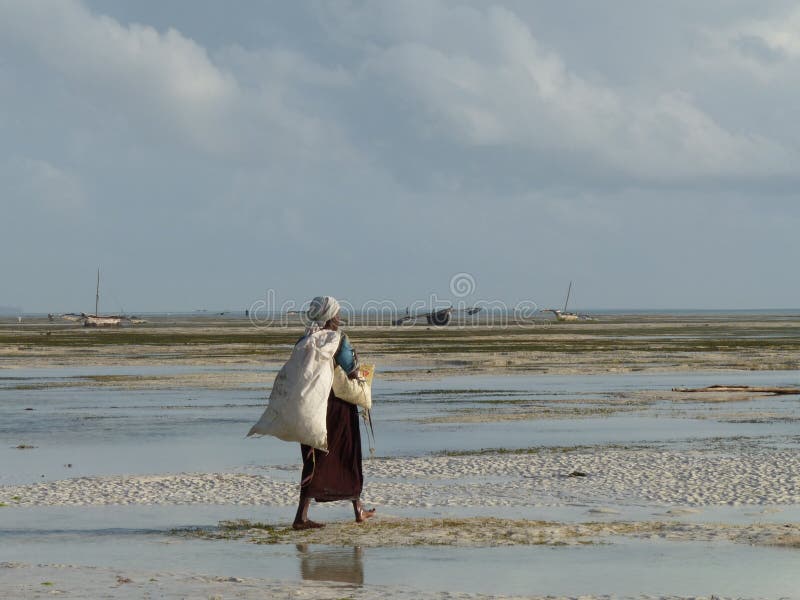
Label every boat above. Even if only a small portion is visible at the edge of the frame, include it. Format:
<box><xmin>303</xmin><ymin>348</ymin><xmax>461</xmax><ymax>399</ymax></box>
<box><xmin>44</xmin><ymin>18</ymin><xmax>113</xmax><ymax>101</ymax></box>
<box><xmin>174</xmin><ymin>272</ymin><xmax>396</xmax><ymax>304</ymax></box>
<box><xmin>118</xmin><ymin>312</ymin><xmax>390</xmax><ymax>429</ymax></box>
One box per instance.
<box><xmin>83</xmin><ymin>314</ymin><xmax>125</xmax><ymax>327</ymax></box>
<box><xmin>61</xmin><ymin>268</ymin><xmax>146</xmax><ymax>327</ymax></box>
<box><xmin>392</xmin><ymin>305</ymin><xmax>482</xmax><ymax>326</ymax></box>
<box><xmin>541</xmin><ymin>282</ymin><xmax>592</xmax><ymax>322</ymax></box>
<box><xmin>60</xmin><ymin>313</ymin><xmax>84</xmax><ymax>322</ymax></box>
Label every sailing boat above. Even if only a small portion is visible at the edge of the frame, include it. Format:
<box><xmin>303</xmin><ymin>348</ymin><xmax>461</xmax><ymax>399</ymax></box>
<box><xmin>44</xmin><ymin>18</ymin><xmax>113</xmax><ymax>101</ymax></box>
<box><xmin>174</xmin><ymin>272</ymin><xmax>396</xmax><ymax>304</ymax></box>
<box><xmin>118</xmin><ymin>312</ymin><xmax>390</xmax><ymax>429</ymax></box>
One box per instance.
<box><xmin>81</xmin><ymin>268</ymin><xmax>128</xmax><ymax>327</ymax></box>
<box><xmin>542</xmin><ymin>281</ymin><xmax>583</xmax><ymax>322</ymax></box>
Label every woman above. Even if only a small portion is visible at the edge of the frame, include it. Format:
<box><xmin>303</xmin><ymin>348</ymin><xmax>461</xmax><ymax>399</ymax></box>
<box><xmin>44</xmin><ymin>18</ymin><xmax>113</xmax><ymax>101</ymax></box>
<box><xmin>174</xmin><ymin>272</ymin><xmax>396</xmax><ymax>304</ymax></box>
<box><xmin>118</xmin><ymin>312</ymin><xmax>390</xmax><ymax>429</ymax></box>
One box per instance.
<box><xmin>293</xmin><ymin>296</ymin><xmax>376</xmax><ymax>530</ymax></box>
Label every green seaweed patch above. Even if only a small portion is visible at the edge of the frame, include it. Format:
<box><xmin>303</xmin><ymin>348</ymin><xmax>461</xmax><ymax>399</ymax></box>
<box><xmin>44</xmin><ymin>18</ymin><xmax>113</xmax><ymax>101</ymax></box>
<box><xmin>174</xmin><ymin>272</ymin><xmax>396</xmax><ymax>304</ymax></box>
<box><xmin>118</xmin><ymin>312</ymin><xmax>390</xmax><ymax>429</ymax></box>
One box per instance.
<box><xmin>771</xmin><ymin>535</ymin><xmax>800</xmax><ymax>548</ymax></box>
<box><xmin>172</xmin><ymin>520</ymin><xmax>294</xmax><ymax>544</ymax></box>
<box><xmin>82</xmin><ymin>374</ymin><xmax>152</xmax><ymax>382</ymax></box>
<box><xmin>394</xmin><ymin>389</ymin><xmax>528</xmax><ymax>396</ymax></box>
<box><xmin>419</xmin><ymin>404</ymin><xmax>623</xmax><ymax>424</ymax></box>
<box><xmin>8</xmin><ymin>382</ymin><xmax>86</xmax><ymax>391</ymax></box>
<box><xmin>434</xmin><ymin>443</ymin><xmax>645</xmax><ymax>457</ymax></box>
<box><xmin>0</xmin><ymin>330</ymin><xmax>301</xmax><ymax>348</ymax></box>
<box><xmin>173</xmin><ymin>517</ymin><xmax>597</xmax><ymax>548</ymax></box>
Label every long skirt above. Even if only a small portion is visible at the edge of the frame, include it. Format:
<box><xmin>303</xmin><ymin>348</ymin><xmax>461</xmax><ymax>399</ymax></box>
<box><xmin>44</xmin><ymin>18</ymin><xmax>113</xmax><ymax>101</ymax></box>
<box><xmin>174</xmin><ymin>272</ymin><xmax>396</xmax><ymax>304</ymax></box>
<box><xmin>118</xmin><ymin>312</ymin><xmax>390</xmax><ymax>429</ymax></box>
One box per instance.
<box><xmin>300</xmin><ymin>391</ymin><xmax>363</xmax><ymax>502</ymax></box>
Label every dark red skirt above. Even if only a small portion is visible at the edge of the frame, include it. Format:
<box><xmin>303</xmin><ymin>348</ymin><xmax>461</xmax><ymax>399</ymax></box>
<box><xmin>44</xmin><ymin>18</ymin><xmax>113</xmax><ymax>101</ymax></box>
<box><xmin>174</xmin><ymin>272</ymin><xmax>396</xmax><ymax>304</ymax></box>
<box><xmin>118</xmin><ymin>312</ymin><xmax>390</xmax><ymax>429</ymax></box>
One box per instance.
<box><xmin>300</xmin><ymin>391</ymin><xmax>363</xmax><ymax>502</ymax></box>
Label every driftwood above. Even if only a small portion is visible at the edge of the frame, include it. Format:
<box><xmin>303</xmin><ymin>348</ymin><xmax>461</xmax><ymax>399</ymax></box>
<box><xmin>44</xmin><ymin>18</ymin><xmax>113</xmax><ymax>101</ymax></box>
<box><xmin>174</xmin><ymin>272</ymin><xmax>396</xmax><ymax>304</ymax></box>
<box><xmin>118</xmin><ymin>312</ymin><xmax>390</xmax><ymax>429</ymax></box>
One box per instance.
<box><xmin>672</xmin><ymin>385</ymin><xmax>800</xmax><ymax>395</ymax></box>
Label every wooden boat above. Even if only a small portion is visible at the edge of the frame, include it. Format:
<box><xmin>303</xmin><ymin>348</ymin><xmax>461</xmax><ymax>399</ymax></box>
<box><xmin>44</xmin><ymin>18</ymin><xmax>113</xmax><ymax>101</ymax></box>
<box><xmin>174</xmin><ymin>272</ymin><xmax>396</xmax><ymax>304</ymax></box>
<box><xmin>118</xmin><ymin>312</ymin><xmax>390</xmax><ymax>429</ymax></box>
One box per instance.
<box><xmin>80</xmin><ymin>269</ymin><xmax>136</xmax><ymax>327</ymax></box>
<box><xmin>542</xmin><ymin>282</ymin><xmax>592</xmax><ymax>322</ymax></box>
<box><xmin>392</xmin><ymin>306</ymin><xmax>482</xmax><ymax>326</ymax></box>
<box><xmin>83</xmin><ymin>315</ymin><xmax>125</xmax><ymax>327</ymax></box>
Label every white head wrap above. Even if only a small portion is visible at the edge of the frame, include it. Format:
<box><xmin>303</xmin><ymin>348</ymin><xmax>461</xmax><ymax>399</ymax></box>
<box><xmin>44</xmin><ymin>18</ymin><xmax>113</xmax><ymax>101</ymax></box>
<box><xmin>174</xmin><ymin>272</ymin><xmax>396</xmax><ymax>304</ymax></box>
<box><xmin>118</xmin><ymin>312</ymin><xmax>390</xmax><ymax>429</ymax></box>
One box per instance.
<box><xmin>307</xmin><ymin>296</ymin><xmax>340</xmax><ymax>325</ymax></box>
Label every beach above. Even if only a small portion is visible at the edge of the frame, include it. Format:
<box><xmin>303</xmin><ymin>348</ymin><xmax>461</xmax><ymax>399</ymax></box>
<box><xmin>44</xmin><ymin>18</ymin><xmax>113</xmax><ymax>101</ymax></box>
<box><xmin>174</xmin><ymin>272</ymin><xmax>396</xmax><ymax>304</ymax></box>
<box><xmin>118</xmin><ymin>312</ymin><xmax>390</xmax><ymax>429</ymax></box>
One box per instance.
<box><xmin>2</xmin><ymin>314</ymin><xmax>800</xmax><ymax>598</ymax></box>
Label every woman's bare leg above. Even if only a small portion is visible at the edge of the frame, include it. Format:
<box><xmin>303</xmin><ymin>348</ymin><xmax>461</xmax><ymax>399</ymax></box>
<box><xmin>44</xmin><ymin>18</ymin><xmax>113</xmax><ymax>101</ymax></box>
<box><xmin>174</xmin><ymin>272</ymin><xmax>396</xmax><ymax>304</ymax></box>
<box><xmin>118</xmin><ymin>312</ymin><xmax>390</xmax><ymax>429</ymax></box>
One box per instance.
<box><xmin>353</xmin><ymin>499</ymin><xmax>376</xmax><ymax>523</ymax></box>
<box><xmin>293</xmin><ymin>490</ymin><xmax>324</xmax><ymax>530</ymax></box>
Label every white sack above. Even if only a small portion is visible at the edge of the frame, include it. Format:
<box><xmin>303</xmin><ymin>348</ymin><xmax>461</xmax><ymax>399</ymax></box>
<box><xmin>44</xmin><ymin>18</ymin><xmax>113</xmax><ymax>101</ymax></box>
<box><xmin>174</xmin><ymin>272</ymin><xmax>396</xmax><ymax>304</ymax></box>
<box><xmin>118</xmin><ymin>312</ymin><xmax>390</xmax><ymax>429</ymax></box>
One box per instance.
<box><xmin>247</xmin><ymin>329</ymin><xmax>340</xmax><ymax>451</ymax></box>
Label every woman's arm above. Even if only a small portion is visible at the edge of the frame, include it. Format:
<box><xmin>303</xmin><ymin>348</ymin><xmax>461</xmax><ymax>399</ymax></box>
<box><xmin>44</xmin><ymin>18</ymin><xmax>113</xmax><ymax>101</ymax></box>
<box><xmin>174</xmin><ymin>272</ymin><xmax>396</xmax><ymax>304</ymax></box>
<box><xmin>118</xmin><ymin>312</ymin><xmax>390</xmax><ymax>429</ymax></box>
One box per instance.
<box><xmin>335</xmin><ymin>334</ymin><xmax>359</xmax><ymax>376</ymax></box>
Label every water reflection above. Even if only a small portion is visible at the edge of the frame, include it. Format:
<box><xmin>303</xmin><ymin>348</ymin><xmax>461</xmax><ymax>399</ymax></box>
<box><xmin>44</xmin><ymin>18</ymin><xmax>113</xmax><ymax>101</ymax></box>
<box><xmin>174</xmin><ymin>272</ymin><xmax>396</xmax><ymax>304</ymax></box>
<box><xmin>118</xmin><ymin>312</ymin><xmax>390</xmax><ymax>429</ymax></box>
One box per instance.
<box><xmin>296</xmin><ymin>544</ymin><xmax>364</xmax><ymax>585</ymax></box>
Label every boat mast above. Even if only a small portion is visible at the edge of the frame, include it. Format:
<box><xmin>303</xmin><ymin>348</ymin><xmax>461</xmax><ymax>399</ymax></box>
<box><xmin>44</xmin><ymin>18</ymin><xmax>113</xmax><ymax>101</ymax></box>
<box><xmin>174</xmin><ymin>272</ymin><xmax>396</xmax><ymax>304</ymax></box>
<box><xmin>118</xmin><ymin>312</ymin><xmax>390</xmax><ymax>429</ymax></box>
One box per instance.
<box><xmin>95</xmin><ymin>268</ymin><xmax>100</xmax><ymax>316</ymax></box>
<box><xmin>563</xmin><ymin>281</ymin><xmax>572</xmax><ymax>313</ymax></box>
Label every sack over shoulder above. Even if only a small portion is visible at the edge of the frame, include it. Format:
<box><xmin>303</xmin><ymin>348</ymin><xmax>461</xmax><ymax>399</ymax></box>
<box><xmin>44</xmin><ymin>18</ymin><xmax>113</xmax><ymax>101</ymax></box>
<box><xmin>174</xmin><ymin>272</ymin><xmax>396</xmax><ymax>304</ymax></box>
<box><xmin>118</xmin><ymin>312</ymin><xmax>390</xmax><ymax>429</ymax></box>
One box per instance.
<box><xmin>332</xmin><ymin>364</ymin><xmax>374</xmax><ymax>409</ymax></box>
<box><xmin>247</xmin><ymin>329</ymin><xmax>341</xmax><ymax>451</ymax></box>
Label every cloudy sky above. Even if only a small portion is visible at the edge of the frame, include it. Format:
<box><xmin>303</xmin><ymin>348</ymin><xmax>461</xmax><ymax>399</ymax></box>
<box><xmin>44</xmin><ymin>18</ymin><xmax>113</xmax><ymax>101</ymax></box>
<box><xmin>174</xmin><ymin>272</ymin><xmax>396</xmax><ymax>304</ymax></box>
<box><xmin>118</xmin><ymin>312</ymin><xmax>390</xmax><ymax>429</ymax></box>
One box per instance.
<box><xmin>1</xmin><ymin>0</ymin><xmax>798</xmax><ymax>313</ymax></box>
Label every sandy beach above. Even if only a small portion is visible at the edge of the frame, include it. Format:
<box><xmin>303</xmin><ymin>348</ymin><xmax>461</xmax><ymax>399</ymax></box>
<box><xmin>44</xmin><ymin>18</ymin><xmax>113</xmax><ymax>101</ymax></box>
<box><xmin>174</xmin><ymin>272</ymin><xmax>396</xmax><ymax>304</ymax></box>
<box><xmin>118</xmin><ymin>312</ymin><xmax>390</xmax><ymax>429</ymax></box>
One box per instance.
<box><xmin>2</xmin><ymin>314</ymin><xmax>800</xmax><ymax>598</ymax></box>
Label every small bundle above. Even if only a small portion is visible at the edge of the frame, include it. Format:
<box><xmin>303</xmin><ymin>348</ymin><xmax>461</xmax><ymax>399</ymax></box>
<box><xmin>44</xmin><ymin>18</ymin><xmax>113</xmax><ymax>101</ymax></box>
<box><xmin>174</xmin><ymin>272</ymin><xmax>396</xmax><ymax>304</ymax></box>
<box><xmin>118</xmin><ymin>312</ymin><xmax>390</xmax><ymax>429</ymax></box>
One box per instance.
<box><xmin>332</xmin><ymin>364</ymin><xmax>375</xmax><ymax>409</ymax></box>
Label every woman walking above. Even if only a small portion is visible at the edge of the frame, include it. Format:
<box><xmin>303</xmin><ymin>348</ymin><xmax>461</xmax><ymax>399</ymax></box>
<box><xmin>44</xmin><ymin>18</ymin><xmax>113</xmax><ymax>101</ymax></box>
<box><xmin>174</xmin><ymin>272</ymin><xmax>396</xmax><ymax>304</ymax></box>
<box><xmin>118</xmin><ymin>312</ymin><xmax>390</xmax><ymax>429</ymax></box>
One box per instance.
<box><xmin>292</xmin><ymin>296</ymin><xmax>375</xmax><ymax>530</ymax></box>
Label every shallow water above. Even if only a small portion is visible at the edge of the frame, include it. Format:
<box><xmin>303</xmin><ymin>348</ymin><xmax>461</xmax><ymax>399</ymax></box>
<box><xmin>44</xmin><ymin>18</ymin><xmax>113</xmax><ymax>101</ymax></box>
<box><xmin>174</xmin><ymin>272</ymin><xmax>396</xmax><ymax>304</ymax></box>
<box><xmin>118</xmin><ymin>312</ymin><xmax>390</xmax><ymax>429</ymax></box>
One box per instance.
<box><xmin>2</xmin><ymin>369</ymin><xmax>800</xmax><ymax>485</ymax></box>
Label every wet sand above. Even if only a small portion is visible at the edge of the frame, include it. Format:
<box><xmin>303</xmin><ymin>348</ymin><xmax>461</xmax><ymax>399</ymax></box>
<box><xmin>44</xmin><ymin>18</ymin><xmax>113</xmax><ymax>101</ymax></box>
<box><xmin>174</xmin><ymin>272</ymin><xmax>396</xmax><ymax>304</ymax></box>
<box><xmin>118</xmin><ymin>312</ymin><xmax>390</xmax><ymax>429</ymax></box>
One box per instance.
<box><xmin>4</xmin><ymin>448</ymin><xmax>800</xmax><ymax>509</ymax></box>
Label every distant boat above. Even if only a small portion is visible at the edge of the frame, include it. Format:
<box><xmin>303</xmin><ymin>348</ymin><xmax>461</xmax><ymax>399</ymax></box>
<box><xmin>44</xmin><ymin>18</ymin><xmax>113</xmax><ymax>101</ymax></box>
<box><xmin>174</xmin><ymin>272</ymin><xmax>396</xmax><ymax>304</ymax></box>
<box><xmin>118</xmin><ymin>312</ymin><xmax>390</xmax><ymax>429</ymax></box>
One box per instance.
<box><xmin>83</xmin><ymin>314</ymin><xmax>124</xmax><ymax>327</ymax></box>
<box><xmin>541</xmin><ymin>282</ymin><xmax>592</xmax><ymax>322</ymax></box>
<box><xmin>81</xmin><ymin>269</ymin><xmax>119</xmax><ymax>327</ymax></box>
<box><xmin>61</xmin><ymin>268</ymin><xmax>143</xmax><ymax>327</ymax></box>
<box><xmin>392</xmin><ymin>305</ymin><xmax>483</xmax><ymax>326</ymax></box>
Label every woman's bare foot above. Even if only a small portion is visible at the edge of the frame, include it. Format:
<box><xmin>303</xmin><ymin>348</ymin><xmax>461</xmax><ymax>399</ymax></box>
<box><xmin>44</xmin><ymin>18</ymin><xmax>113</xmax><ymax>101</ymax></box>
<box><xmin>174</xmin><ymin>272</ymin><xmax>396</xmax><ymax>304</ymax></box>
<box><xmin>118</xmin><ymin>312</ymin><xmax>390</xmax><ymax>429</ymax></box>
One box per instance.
<box><xmin>355</xmin><ymin>507</ymin><xmax>376</xmax><ymax>523</ymax></box>
<box><xmin>292</xmin><ymin>520</ymin><xmax>325</xmax><ymax>530</ymax></box>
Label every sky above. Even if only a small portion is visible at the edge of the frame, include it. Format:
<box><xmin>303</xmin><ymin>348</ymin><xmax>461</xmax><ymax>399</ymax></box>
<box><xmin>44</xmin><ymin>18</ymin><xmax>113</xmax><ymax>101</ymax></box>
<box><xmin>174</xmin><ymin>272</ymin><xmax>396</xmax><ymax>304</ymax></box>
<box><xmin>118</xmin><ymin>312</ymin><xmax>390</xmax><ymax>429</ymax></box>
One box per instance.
<box><xmin>1</xmin><ymin>0</ymin><xmax>799</xmax><ymax>313</ymax></box>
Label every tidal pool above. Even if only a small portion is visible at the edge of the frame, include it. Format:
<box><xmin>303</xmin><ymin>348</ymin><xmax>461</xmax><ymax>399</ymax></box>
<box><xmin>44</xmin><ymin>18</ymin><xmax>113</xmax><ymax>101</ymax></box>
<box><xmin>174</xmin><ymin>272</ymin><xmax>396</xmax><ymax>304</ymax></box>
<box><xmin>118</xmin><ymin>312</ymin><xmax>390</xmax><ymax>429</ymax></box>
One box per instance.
<box><xmin>0</xmin><ymin>529</ymin><xmax>798</xmax><ymax>598</ymax></box>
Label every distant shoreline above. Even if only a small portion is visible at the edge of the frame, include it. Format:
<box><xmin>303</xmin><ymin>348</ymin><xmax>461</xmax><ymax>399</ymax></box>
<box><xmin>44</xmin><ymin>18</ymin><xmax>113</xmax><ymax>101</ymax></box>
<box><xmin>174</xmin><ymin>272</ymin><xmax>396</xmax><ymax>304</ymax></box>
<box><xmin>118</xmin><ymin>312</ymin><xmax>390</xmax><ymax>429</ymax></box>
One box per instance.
<box><xmin>6</xmin><ymin>308</ymin><xmax>800</xmax><ymax>319</ymax></box>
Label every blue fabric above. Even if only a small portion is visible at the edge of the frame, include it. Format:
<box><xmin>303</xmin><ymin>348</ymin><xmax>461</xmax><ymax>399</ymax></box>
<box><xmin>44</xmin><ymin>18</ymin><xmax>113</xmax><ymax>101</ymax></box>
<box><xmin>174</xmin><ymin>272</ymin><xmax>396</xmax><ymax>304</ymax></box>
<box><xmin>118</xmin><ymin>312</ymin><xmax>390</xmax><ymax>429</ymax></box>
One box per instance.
<box><xmin>335</xmin><ymin>334</ymin><xmax>357</xmax><ymax>374</ymax></box>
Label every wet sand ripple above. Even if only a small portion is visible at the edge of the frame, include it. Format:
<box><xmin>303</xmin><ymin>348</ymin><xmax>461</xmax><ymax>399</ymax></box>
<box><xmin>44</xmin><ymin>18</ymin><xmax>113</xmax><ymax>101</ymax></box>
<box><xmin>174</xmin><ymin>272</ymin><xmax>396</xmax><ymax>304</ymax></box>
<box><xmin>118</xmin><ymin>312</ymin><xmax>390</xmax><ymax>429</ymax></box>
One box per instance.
<box><xmin>2</xmin><ymin>449</ymin><xmax>798</xmax><ymax>508</ymax></box>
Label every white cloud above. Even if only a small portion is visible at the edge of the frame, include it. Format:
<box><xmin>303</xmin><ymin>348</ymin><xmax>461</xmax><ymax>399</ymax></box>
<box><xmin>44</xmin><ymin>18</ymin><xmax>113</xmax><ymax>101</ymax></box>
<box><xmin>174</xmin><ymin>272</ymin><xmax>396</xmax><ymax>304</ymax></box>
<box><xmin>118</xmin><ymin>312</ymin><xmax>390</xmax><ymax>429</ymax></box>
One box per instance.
<box><xmin>3</xmin><ymin>0</ymin><xmax>796</xmax><ymax>188</ymax></box>
<box><xmin>353</xmin><ymin>4</ymin><xmax>797</xmax><ymax>181</ymax></box>
<box><xmin>0</xmin><ymin>0</ymin><xmax>239</xmax><ymax>153</ymax></box>
<box><xmin>701</xmin><ymin>5</ymin><xmax>800</xmax><ymax>80</ymax></box>
<box><xmin>731</xmin><ymin>7</ymin><xmax>800</xmax><ymax>59</ymax></box>
<box><xmin>0</xmin><ymin>0</ymin><xmax>352</xmax><ymax>161</ymax></box>
<box><xmin>217</xmin><ymin>45</ymin><xmax>352</xmax><ymax>90</ymax></box>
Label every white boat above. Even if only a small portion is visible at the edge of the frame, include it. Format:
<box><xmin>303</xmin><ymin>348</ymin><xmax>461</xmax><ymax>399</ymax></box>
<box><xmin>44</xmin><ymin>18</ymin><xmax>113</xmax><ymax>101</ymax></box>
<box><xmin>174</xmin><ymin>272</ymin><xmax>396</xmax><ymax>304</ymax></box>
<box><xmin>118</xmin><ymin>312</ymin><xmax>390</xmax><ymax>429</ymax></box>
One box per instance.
<box><xmin>83</xmin><ymin>315</ymin><xmax>125</xmax><ymax>327</ymax></box>
<box><xmin>551</xmin><ymin>310</ymin><xmax>581</xmax><ymax>322</ymax></box>
<box><xmin>541</xmin><ymin>282</ymin><xmax>592</xmax><ymax>322</ymax></box>
<box><xmin>79</xmin><ymin>269</ymin><xmax>137</xmax><ymax>327</ymax></box>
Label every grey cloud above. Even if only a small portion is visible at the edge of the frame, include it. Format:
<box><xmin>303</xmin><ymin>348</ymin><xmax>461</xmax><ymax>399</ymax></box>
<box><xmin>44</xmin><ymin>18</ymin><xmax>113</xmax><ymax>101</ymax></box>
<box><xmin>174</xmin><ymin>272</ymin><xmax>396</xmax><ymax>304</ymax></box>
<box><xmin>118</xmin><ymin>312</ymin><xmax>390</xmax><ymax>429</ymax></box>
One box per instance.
<box><xmin>733</xmin><ymin>34</ymin><xmax>786</xmax><ymax>63</ymax></box>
